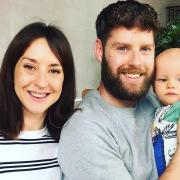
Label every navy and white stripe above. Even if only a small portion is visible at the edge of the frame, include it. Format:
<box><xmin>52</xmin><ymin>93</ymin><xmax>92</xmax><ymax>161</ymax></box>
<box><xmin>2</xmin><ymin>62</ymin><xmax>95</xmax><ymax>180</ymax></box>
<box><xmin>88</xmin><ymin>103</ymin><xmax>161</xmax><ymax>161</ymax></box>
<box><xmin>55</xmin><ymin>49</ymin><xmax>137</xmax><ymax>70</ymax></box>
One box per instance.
<box><xmin>0</xmin><ymin>127</ymin><xmax>60</xmax><ymax>180</ymax></box>
<box><xmin>0</xmin><ymin>158</ymin><xmax>59</xmax><ymax>174</ymax></box>
<box><xmin>0</xmin><ymin>137</ymin><xmax>58</xmax><ymax>145</ymax></box>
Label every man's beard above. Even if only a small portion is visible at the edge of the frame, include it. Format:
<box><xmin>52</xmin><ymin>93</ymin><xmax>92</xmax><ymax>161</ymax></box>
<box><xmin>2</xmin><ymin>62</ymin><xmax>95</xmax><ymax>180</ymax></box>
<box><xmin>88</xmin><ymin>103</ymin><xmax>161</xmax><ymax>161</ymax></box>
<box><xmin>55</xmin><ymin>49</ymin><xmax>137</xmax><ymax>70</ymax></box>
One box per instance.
<box><xmin>101</xmin><ymin>55</ymin><xmax>154</xmax><ymax>101</ymax></box>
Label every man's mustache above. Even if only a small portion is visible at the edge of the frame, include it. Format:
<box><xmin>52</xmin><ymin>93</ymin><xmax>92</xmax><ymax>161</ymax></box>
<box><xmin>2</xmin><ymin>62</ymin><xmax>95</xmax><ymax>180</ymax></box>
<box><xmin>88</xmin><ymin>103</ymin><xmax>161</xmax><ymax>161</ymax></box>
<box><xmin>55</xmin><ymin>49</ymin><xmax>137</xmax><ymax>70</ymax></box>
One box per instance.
<box><xmin>117</xmin><ymin>65</ymin><xmax>146</xmax><ymax>75</ymax></box>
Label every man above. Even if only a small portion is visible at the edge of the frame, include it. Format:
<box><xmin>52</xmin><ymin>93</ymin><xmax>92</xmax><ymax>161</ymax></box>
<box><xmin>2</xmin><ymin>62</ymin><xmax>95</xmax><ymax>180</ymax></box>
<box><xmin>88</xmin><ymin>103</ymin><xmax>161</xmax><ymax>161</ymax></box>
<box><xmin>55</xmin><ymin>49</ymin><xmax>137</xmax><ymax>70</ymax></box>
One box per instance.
<box><xmin>58</xmin><ymin>1</ymin><xmax>180</xmax><ymax>179</ymax></box>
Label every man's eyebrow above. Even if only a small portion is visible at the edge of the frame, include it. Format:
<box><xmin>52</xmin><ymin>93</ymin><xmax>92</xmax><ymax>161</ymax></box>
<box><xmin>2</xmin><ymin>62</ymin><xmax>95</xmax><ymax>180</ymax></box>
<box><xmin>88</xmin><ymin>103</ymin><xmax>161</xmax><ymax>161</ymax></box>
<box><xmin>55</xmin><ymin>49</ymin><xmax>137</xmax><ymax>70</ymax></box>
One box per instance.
<box><xmin>141</xmin><ymin>43</ymin><xmax>155</xmax><ymax>47</ymax></box>
<box><xmin>111</xmin><ymin>42</ymin><xmax>155</xmax><ymax>47</ymax></box>
<box><xmin>111</xmin><ymin>42</ymin><xmax>129</xmax><ymax>47</ymax></box>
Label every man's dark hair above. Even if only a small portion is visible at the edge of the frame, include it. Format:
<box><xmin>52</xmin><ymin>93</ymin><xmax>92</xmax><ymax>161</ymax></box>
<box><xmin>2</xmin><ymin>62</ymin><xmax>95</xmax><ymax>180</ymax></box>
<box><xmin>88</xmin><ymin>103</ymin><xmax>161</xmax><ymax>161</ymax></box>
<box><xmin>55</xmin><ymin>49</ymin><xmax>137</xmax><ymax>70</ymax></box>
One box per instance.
<box><xmin>0</xmin><ymin>22</ymin><xmax>76</xmax><ymax>140</ymax></box>
<box><xmin>96</xmin><ymin>0</ymin><xmax>159</xmax><ymax>45</ymax></box>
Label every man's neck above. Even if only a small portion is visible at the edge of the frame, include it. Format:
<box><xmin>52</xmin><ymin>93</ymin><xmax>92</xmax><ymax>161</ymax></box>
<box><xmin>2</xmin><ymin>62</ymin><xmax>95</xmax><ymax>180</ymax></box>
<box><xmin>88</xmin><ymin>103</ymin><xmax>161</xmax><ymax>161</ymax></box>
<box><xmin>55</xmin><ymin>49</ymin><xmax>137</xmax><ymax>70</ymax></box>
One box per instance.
<box><xmin>98</xmin><ymin>82</ymin><xmax>136</xmax><ymax>108</ymax></box>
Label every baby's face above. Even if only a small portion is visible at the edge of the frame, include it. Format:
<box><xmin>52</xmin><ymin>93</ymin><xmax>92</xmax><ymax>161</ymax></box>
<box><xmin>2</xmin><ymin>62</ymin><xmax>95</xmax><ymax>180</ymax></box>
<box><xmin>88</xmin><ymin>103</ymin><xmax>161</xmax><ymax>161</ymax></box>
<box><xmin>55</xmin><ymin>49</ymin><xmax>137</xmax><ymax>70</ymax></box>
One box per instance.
<box><xmin>154</xmin><ymin>48</ymin><xmax>180</xmax><ymax>105</ymax></box>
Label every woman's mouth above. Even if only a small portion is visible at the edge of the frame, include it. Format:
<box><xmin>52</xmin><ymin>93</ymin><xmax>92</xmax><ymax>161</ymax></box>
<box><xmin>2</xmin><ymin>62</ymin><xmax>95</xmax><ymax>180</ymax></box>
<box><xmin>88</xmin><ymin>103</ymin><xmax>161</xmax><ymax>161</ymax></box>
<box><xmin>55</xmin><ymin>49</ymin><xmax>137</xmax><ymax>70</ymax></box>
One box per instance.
<box><xmin>27</xmin><ymin>91</ymin><xmax>50</xmax><ymax>102</ymax></box>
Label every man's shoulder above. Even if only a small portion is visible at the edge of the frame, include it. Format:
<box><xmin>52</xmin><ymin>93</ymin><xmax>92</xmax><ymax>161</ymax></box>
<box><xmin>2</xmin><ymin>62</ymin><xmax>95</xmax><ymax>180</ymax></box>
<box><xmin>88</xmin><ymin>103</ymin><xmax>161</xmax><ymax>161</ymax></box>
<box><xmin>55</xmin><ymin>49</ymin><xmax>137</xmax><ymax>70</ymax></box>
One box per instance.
<box><xmin>76</xmin><ymin>90</ymin><xmax>105</xmax><ymax>116</ymax></box>
<box><xmin>140</xmin><ymin>90</ymin><xmax>160</xmax><ymax>109</ymax></box>
<box><xmin>63</xmin><ymin>90</ymin><xmax>112</xmax><ymax>131</ymax></box>
<box><xmin>60</xmin><ymin>92</ymin><xmax>112</xmax><ymax>148</ymax></box>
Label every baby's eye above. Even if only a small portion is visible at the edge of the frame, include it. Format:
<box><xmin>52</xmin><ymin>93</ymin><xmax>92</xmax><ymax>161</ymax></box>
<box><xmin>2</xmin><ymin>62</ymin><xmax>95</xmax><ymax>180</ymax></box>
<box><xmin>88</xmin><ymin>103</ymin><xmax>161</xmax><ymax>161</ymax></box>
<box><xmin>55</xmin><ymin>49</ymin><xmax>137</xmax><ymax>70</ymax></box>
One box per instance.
<box><xmin>157</xmin><ymin>78</ymin><xmax>167</xmax><ymax>82</ymax></box>
<box><xmin>23</xmin><ymin>64</ymin><xmax>35</xmax><ymax>71</ymax></box>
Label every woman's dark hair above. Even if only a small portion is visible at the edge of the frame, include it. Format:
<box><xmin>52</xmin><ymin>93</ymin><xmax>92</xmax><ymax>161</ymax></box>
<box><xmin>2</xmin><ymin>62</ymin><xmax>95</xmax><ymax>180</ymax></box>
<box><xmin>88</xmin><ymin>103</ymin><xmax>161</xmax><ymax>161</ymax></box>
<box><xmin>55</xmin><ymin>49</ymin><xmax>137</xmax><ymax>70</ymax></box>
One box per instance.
<box><xmin>0</xmin><ymin>22</ymin><xmax>76</xmax><ymax>140</ymax></box>
<box><xmin>96</xmin><ymin>0</ymin><xmax>159</xmax><ymax>46</ymax></box>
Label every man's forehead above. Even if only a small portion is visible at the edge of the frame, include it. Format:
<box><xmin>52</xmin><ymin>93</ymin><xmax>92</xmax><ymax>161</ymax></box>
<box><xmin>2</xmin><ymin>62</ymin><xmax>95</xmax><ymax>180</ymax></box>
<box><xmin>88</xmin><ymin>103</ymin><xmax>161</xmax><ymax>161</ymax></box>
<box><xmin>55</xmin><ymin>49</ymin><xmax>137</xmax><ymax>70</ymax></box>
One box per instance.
<box><xmin>107</xmin><ymin>27</ymin><xmax>154</xmax><ymax>43</ymax></box>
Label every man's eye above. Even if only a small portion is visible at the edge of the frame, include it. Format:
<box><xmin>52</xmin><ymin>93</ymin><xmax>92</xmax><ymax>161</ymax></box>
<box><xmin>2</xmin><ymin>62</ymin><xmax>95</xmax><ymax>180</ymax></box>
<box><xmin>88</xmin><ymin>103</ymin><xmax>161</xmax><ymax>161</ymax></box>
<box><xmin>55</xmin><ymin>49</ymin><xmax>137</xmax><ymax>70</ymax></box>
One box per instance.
<box><xmin>141</xmin><ymin>47</ymin><xmax>151</xmax><ymax>51</ymax></box>
<box><xmin>117</xmin><ymin>46</ymin><xmax>128</xmax><ymax>51</ymax></box>
<box><xmin>23</xmin><ymin>64</ymin><xmax>35</xmax><ymax>71</ymax></box>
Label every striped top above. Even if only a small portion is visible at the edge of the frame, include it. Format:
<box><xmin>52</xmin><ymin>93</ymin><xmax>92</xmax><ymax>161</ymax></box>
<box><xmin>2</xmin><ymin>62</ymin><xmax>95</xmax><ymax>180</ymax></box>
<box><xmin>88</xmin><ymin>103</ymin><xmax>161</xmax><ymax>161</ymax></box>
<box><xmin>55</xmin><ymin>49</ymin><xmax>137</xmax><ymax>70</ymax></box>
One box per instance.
<box><xmin>0</xmin><ymin>127</ymin><xmax>61</xmax><ymax>180</ymax></box>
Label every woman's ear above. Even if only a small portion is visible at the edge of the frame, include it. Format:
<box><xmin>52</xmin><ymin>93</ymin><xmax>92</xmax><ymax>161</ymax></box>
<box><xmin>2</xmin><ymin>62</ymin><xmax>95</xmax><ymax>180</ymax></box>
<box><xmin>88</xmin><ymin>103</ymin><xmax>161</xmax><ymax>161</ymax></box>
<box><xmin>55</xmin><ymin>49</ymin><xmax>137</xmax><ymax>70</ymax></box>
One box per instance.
<box><xmin>94</xmin><ymin>39</ymin><xmax>103</xmax><ymax>63</ymax></box>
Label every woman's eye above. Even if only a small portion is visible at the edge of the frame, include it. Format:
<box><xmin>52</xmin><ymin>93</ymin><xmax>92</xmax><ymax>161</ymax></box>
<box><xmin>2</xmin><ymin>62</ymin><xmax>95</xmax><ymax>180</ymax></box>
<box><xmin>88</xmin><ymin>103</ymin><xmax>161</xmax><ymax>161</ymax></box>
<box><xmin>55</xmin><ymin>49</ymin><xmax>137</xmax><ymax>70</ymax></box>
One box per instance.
<box><xmin>49</xmin><ymin>69</ymin><xmax>61</xmax><ymax>74</ymax></box>
<box><xmin>23</xmin><ymin>64</ymin><xmax>35</xmax><ymax>71</ymax></box>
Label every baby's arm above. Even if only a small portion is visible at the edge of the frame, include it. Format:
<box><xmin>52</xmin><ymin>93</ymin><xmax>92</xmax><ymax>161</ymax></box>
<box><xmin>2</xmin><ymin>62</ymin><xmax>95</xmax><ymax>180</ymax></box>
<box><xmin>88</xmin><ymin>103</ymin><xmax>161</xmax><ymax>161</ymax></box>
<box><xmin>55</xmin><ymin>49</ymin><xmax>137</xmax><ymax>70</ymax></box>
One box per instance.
<box><xmin>159</xmin><ymin>117</ymin><xmax>180</xmax><ymax>180</ymax></box>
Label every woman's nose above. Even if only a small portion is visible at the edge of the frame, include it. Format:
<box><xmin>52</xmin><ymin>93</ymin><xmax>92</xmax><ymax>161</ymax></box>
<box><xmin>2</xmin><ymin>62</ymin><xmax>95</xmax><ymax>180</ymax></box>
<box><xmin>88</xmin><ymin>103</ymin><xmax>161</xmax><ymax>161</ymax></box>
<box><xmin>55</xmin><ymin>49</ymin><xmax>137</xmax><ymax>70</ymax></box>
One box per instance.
<box><xmin>34</xmin><ymin>71</ymin><xmax>48</xmax><ymax>89</ymax></box>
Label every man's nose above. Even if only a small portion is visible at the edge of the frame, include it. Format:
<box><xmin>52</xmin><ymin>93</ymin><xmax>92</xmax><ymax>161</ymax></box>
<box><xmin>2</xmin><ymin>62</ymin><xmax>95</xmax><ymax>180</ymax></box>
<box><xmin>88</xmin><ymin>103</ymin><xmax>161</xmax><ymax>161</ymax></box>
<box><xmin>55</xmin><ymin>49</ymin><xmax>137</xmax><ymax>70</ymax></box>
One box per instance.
<box><xmin>128</xmin><ymin>51</ymin><xmax>141</xmax><ymax>66</ymax></box>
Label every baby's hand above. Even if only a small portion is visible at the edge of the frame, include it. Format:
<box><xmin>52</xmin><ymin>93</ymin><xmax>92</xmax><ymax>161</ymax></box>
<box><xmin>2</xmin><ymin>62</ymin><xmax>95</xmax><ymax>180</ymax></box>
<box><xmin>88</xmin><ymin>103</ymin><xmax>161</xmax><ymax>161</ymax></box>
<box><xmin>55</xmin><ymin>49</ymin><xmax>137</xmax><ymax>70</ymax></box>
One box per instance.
<box><xmin>151</xmin><ymin>122</ymin><xmax>157</xmax><ymax>138</ymax></box>
<box><xmin>177</xmin><ymin>118</ymin><xmax>180</xmax><ymax>145</ymax></box>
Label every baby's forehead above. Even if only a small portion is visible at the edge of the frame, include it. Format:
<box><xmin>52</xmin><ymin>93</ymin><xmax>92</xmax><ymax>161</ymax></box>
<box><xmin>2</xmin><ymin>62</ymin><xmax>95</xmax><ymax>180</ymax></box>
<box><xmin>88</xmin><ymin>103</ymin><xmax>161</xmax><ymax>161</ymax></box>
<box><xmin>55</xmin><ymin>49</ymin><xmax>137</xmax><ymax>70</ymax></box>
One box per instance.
<box><xmin>156</xmin><ymin>48</ymin><xmax>180</xmax><ymax>62</ymax></box>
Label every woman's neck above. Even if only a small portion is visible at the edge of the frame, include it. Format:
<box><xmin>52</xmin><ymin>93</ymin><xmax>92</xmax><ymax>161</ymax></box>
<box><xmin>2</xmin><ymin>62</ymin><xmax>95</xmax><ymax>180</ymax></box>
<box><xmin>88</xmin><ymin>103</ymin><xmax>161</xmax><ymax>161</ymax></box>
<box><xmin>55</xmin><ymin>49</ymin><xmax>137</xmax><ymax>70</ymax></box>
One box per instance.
<box><xmin>22</xmin><ymin>110</ymin><xmax>46</xmax><ymax>131</ymax></box>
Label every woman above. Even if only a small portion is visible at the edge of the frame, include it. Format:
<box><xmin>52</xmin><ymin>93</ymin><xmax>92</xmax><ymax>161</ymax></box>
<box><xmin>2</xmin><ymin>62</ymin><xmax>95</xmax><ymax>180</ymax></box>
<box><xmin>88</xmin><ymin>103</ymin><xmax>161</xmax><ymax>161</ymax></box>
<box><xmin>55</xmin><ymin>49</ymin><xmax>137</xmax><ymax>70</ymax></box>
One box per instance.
<box><xmin>0</xmin><ymin>22</ymin><xmax>76</xmax><ymax>179</ymax></box>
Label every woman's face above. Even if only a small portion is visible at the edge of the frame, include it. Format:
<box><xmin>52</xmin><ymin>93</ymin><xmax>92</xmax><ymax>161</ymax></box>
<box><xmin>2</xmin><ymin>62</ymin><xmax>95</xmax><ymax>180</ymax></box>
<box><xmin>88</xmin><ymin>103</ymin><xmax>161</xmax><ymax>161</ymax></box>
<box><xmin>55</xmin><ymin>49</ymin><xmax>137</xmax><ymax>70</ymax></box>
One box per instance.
<box><xmin>14</xmin><ymin>38</ymin><xmax>64</xmax><ymax>118</ymax></box>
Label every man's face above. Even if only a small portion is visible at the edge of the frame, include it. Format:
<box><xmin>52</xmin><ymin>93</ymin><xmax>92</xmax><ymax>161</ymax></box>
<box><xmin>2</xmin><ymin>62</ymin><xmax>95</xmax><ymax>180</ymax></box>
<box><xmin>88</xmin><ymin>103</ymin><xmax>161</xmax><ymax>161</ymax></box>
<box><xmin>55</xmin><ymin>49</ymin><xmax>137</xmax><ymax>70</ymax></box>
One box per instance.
<box><xmin>101</xmin><ymin>27</ymin><xmax>155</xmax><ymax>101</ymax></box>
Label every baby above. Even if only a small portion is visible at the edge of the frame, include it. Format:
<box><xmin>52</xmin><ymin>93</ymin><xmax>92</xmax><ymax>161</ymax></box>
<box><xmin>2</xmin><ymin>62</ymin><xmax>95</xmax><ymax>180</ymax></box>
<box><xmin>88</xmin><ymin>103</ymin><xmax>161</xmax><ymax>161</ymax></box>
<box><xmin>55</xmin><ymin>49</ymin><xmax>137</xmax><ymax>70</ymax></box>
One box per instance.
<box><xmin>153</xmin><ymin>48</ymin><xmax>180</xmax><ymax>176</ymax></box>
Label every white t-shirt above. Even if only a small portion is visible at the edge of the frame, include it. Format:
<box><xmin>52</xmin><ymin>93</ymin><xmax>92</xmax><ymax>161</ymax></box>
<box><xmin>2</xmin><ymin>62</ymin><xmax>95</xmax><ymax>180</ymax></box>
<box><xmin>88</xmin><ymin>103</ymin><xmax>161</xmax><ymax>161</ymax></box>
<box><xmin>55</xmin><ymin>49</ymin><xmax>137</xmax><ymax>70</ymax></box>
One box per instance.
<box><xmin>0</xmin><ymin>127</ymin><xmax>61</xmax><ymax>180</ymax></box>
